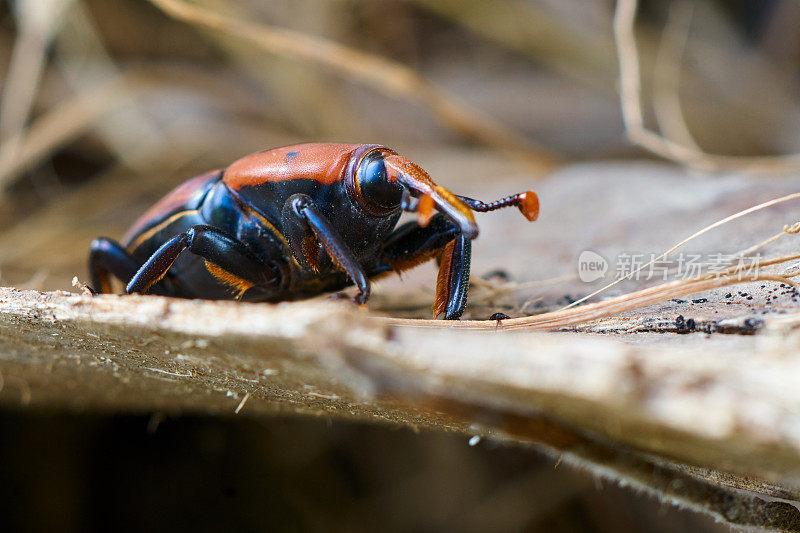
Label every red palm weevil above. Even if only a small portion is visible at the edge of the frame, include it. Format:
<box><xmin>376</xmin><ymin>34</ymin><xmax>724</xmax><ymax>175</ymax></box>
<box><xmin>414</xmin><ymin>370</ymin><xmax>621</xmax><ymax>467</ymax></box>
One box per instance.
<box><xmin>89</xmin><ymin>143</ymin><xmax>538</xmax><ymax>319</ymax></box>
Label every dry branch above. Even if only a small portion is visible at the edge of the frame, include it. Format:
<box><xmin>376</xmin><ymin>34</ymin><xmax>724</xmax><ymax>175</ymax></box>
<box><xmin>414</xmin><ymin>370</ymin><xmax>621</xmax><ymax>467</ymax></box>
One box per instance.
<box><xmin>2</xmin><ymin>287</ymin><xmax>800</xmax><ymax>529</ymax></box>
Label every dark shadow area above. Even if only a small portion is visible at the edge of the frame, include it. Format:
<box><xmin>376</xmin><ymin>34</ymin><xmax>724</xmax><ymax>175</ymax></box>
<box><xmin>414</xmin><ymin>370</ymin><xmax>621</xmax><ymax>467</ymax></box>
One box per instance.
<box><xmin>0</xmin><ymin>410</ymin><xmax>726</xmax><ymax>532</ymax></box>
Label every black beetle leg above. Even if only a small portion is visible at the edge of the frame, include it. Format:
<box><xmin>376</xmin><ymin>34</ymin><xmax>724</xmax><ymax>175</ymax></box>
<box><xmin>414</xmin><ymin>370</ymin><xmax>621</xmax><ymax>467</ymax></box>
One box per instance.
<box><xmin>88</xmin><ymin>238</ymin><xmax>174</xmax><ymax>295</ymax></box>
<box><xmin>283</xmin><ymin>194</ymin><xmax>370</xmax><ymax>304</ymax></box>
<box><xmin>439</xmin><ymin>234</ymin><xmax>471</xmax><ymax>320</ymax></box>
<box><xmin>126</xmin><ymin>225</ymin><xmax>279</xmax><ymax>296</ymax></box>
<box><xmin>378</xmin><ymin>214</ymin><xmax>471</xmax><ymax>320</ymax></box>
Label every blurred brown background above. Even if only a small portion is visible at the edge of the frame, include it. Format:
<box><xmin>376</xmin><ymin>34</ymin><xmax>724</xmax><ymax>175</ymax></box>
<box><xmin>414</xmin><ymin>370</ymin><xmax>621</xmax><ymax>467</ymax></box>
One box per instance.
<box><xmin>1</xmin><ymin>0</ymin><xmax>798</xmax><ymax>530</ymax></box>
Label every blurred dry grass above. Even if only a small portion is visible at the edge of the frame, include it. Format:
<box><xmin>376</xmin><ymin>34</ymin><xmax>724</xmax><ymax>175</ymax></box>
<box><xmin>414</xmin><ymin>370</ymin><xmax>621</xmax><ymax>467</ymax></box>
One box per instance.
<box><xmin>3</xmin><ymin>0</ymin><xmax>800</xmax><ymax>531</ymax></box>
<box><xmin>3</xmin><ymin>0</ymin><xmax>800</xmax><ymax>198</ymax></box>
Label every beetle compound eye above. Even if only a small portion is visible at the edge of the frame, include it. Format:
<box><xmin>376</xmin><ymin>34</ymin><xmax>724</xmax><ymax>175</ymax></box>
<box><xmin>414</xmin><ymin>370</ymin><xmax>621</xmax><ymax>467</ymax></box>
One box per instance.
<box><xmin>357</xmin><ymin>152</ymin><xmax>403</xmax><ymax>211</ymax></box>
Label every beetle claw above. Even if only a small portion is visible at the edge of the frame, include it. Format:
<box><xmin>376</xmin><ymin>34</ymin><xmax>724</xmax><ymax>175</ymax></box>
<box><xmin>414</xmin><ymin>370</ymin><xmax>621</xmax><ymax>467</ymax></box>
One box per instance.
<box><xmin>328</xmin><ymin>292</ymin><xmax>351</xmax><ymax>301</ymax></box>
<box><xmin>328</xmin><ymin>291</ymin><xmax>368</xmax><ymax>307</ymax></box>
<box><xmin>73</xmin><ymin>275</ymin><xmax>98</xmax><ymax>296</ymax></box>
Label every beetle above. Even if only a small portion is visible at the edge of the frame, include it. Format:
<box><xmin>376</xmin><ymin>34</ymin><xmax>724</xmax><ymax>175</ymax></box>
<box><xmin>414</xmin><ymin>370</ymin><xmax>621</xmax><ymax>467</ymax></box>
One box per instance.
<box><xmin>88</xmin><ymin>143</ymin><xmax>538</xmax><ymax>319</ymax></box>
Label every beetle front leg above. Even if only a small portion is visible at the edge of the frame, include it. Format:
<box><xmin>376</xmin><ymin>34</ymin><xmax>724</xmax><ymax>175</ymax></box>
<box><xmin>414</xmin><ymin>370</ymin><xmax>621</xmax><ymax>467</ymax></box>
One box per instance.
<box><xmin>126</xmin><ymin>225</ymin><xmax>279</xmax><ymax>297</ymax></box>
<box><xmin>379</xmin><ymin>214</ymin><xmax>472</xmax><ymax>320</ymax></box>
<box><xmin>282</xmin><ymin>194</ymin><xmax>370</xmax><ymax>304</ymax></box>
<box><xmin>435</xmin><ymin>234</ymin><xmax>471</xmax><ymax>320</ymax></box>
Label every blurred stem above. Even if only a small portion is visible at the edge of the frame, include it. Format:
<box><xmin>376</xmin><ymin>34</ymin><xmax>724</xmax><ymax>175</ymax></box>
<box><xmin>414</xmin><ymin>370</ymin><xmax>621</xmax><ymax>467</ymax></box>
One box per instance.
<box><xmin>652</xmin><ymin>1</ymin><xmax>699</xmax><ymax>150</ymax></box>
<box><xmin>196</xmin><ymin>0</ymin><xmax>358</xmax><ymax>140</ymax></box>
<box><xmin>147</xmin><ymin>0</ymin><xmax>562</xmax><ymax>172</ymax></box>
<box><xmin>614</xmin><ymin>0</ymin><xmax>800</xmax><ymax>173</ymax></box>
<box><xmin>407</xmin><ymin>0</ymin><xmax>616</xmax><ymax>90</ymax></box>
<box><xmin>55</xmin><ymin>1</ymin><xmax>165</xmax><ymax>173</ymax></box>
<box><xmin>0</xmin><ymin>0</ymin><xmax>76</xmax><ymax>170</ymax></box>
<box><xmin>0</xmin><ymin>73</ymin><xmax>152</xmax><ymax>190</ymax></box>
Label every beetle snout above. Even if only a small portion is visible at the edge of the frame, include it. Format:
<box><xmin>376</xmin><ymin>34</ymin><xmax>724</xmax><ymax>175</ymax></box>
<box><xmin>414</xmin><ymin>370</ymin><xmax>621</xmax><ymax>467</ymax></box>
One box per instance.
<box><xmin>429</xmin><ymin>186</ymin><xmax>479</xmax><ymax>239</ymax></box>
<box><xmin>384</xmin><ymin>155</ymin><xmax>479</xmax><ymax>239</ymax></box>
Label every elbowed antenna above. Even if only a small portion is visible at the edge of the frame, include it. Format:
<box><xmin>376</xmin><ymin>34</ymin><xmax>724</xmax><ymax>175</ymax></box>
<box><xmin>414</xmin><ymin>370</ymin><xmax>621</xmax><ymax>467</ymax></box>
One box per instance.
<box><xmin>457</xmin><ymin>191</ymin><xmax>540</xmax><ymax>222</ymax></box>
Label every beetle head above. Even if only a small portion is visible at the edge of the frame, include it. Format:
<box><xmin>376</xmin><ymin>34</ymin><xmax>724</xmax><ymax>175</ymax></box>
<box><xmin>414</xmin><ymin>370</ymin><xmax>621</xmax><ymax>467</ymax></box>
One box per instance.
<box><xmin>351</xmin><ymin>148</ymin><xmax>537</xmax><ymax>240</ymax></box>
<box><xmin>354</xmin><ymin>151</ymin><xmax>478</xmax><ymax>239</ymax></box>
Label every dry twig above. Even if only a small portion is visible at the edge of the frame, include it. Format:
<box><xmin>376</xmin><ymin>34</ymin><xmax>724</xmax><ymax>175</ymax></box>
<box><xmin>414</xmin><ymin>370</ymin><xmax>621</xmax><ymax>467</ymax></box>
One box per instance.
<box><xmin>0</xmin><ymin>0</ymin><xmax>77</xmax><ymax>185</ymax></box>
<box><xmin>387</xmin><ymin>271</ymin><xmax>798</xmax><ymax>331</ymax></box>
<box><xmin>614</xmin><ymin>0</ymin><xmax>800</xmax><ymax>173</ymax></box>
<box><xmin>652</xmin><ymin>1</ymin><xmax>699</xmax><ymax>150</ymax></box>
<box><xmin>408</xmin><ymin>0</ymin><xmax>616</xmax><ymax>88</ymax></box>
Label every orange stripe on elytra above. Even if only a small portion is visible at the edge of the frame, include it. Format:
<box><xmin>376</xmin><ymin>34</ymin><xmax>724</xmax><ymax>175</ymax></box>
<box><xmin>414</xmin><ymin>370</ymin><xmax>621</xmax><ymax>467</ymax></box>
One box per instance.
<box><xmin>126</xmin><ymin>210</ymin><xmax>198</xmax><ymax>253</ymax></box>
<box><xmin>123</xmin><ymin>170</ymin><xmax>220</xmax><ymax>244</ymax></box>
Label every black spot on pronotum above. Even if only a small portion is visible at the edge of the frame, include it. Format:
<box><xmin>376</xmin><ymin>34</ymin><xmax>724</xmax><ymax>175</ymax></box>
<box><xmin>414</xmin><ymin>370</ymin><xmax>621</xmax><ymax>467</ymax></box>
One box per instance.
<box><xmin>285</xmin><ymin>151</ymin><xmax>299</xmax><ymax>162</ymax></box>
